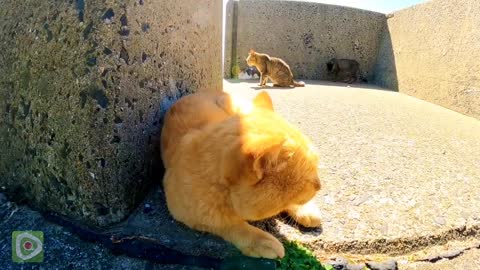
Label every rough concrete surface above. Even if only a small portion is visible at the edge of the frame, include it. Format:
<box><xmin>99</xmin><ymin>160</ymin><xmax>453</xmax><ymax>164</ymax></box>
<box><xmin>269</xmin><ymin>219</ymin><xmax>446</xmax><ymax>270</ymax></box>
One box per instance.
<box><xmin>224</xmin><ymin>79</ymin><xmax>480</xmax><ymax>257</ymax></box>
<box><xmin>0</xmin><ymin>0</ymin><xmax>222</xmax><ymax>226</ymax></box>
<box><xmin>224</xmin><ymin>0</ymin><xmax>386</xmax><ymax>81</ymax></box>
<box><xmin>0</xmin><ymin>193</ymin><xmax>203</xmax><ymax>270</ymax></box>
<box><xmin>375</xmin><ymin>0</ymin><xmax>480</xmax><ymax>120</ymax></box>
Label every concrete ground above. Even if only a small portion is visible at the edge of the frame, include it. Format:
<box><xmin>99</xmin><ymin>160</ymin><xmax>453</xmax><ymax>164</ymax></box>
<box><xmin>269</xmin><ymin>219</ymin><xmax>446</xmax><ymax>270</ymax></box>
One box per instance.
<box><xmin>1</xmin><ymin>79</ymin><xmax>479</xmax><ymax>269</ymax></box>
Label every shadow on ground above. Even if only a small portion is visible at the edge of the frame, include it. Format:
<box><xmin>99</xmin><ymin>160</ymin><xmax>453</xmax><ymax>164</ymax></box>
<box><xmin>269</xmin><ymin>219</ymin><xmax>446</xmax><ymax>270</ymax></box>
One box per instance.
<box><xmin>227</xmin><ymin>79</ymin><xmax>395</xmax><ymax>92</ymax></box>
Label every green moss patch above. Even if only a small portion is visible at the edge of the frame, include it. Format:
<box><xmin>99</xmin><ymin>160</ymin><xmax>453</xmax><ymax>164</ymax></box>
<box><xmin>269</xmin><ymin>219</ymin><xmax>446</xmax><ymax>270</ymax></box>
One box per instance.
<box><xmin>278</xmin><ymin>241</ymin><xmax>333</xmax><ymax>270</ymax></box>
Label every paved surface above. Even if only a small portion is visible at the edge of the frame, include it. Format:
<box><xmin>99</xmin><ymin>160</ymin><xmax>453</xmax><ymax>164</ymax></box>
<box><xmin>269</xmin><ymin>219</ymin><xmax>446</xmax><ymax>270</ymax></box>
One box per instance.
<box><xmin>224</xmin><ymin>79</ymin><xmax>480</xmax><ymax>256</ymax></box>
<box><xmin>1</xmin><ymin>79</ymin><xmax>479</xmax><ymax>269</ymax></box>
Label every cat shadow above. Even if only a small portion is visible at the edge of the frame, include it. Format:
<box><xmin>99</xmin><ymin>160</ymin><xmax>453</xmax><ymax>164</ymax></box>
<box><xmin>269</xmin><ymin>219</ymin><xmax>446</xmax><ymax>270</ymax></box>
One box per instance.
<box><xmin>250</xmin><ymin>85</ymin><xmax>294</xmax><ymax>91</ymax></box>
<box><xmin>251</xmin><ymin>213</ymin><xmax>323</xmax><ymax>242</ymax></box>
<box><xmin>248</xmin><ymin>80</ymin><xmax>392</xmax><ymax>92</ymax></box>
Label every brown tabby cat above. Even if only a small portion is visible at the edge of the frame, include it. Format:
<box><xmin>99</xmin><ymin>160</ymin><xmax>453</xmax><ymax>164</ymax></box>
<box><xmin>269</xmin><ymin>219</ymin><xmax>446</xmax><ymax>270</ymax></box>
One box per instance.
<box><xmin>246</xmin><ymin>49</ymin><xmax>305</xmax><ymax>88</ymax></box>
<box><xmin>326</xmin><ymin>58</ymin><xmax>362</xmax><ymax>84</ymax></box>
<box><xmin>160</xmin><ymin>90</ymin><xmax>322</xmax><ymax>259</ymax></box>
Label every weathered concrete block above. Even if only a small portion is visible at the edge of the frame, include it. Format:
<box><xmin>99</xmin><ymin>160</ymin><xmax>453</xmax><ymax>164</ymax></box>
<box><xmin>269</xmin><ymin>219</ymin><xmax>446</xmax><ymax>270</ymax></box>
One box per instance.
<box><xmin>0</xmin><ymin>0</ymin><xmax>222</xmax><ymax>226</ymax></box>
<box><xmin>375</xmin><ymin>0</ymin><xmax>480</xmax><ymax>119</ymax></box>
<box><xmin>224</xmin><ymin>0</ymin><xmax>386</xmax><ymax>81</ymax></box>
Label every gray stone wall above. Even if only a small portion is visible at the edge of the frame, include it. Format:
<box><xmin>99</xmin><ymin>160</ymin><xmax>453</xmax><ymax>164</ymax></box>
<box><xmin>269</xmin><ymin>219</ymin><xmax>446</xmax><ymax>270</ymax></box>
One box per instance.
<box><xmin>375</xmin><ymin>0</ymin><xmax>480</xmax><ymax>119</ymax></box>
<box><xmin>0</xmin><ymin>0</ymin><xmax>222</xmax><ymax>226</ymax></box>
<box><xmin>225</xmin><ymin>0</ymin><xmax>386</xmax><ymax>81</ymax></box>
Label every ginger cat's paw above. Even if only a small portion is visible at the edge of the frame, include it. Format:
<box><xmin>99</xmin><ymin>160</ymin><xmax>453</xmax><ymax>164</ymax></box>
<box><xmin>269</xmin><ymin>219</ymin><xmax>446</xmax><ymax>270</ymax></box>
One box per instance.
<box><xmin>295</xmin><ymin>211</ymin><xmax>322</xmax><ymax>228</ymax></box>
<box><xmin>224</xmin><ymin>223</ymin><xmax>285</xmax><ymax>259</ymax></box>
<box><xmin>242</xmin><ymin>232</ymin><xmax>285</xmax><ymax>259</ymax></box>
<box><xmin>287</xmin><ymin>201</ymin><xmax>322</xmax><ymax>228</ymax></box>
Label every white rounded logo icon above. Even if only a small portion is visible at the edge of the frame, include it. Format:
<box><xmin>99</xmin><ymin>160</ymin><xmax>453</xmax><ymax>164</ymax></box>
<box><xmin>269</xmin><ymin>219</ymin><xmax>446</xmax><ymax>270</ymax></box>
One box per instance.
<box><xmin>15</xmin><ymin>232</ymin><xmax>43</xmax><ymax>261</ymax></box>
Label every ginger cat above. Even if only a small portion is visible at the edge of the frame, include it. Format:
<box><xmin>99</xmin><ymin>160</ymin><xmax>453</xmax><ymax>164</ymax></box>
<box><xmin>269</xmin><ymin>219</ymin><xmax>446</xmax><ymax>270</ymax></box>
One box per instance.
<box><xmin>160</xmin><ymin>91</ymin><xmax>321</xmax><ymax>259</ymax></box>
<box><xmin>246</xmin><ymin>49</ymin><xmax>305</xmax><ymax>88</ymax></box>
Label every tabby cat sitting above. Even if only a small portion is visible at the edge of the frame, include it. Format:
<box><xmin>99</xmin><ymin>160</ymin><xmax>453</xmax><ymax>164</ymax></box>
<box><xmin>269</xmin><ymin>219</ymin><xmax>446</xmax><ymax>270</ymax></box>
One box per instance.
<box><xmin>246</xmin><ymin>49</ymin><xmax>305</xmax><ymax>88</ymax></box>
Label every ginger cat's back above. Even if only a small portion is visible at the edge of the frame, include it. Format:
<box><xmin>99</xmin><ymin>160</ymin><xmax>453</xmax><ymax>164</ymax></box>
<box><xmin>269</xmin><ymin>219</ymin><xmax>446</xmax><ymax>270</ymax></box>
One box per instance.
<box><xmin>161</xmin><ymin>91</ymin><xmax>273</xmax><ymax>168</ymax></box>
<box><xmin>161</xmin><ymin>92</ymin><xmax>229</xmax><ymax>167</ymax></box>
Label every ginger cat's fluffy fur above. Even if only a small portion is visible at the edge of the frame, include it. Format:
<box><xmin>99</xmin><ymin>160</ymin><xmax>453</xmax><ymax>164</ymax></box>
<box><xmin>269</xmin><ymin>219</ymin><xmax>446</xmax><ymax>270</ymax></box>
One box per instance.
<box><xmin>160</xmin><ymin>91</ymin><xmax>322</xmax><ymax>259</ymax></box>
<box><xmin>246</xmin><ymin>49</ymin><xmax>305</xmax><ymax>87</ymax></box>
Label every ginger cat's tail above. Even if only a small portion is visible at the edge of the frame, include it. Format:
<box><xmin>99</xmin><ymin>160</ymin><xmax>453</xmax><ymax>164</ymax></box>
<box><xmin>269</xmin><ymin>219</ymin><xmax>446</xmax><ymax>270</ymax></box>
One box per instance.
<box><xmin>293</xmin><ymin>80</ymin><xmax>305</xmax><ymax>87</ymax></box>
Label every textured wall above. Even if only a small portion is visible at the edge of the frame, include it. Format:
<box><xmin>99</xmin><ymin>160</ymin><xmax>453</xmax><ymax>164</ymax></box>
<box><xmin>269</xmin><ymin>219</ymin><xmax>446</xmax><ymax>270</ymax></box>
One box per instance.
<box><xmin>375</xmin><ymin>0</ymin><xmax>480</xmax><ymax>119</ymax></box>
<box><xmin>225</xmin><ymin>0</ymin><xmax>386</xmax><ymax>81</ymax></box>
<box><xmin>0</xmin><ymin>0</ymin><xmax>222</xmax><ymax>226</ymax></box>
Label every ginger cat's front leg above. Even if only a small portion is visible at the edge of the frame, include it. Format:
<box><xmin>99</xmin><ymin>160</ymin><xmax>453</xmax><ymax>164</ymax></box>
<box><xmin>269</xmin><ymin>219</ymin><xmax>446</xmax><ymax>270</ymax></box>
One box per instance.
<box><xmin>214</xmin><ymin>221</ymin><xmax>285</xmax><ymax>259</ymax></box>
<box><xmin>286</xmin><ymin>200</ymin><xmax>322</xmax><ymax>228</ymax></box>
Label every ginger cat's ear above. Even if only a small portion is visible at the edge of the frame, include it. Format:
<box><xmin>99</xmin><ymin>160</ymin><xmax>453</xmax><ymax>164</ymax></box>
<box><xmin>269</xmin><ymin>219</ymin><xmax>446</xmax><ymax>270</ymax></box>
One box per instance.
<box><xmin>243</xmin><ymin>135</ymin><xmax>284</xmax><ymax>183</ymax></box>
<box><xmin>221</xmin><ymin>139</ymin><xmax>277</xmax><ymax>185</ymax></box>
<box><xmin>224</xmin><ymin>133</ymin><xmax>287</xmax><ymax>185</ymax></box>
<box><xmin>252</xmin><ymin>154</ymin><xmax>266</xmax><ymax>180</ymax></box>
<box><xmin>249</xmin><ymin>49</ymin><xmax>255</xmax><ymax>54</ymax></box>
<box><xmin>253</xmin><ymin>91</ymin><xmax>274</xmax><ymax>111</ymax></box>
<box><xmin>251</xmin><ymin>143</ymin><xmax>283</xmax><ymax>182</ymax></box>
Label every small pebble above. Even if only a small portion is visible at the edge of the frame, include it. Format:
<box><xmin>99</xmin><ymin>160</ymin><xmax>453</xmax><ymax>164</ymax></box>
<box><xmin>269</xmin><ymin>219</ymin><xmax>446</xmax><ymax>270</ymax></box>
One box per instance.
<box><xmin>120</xmin><ymin>14</ymin><xmax>128</xmax><ymax>26</ymax></box>
<box><xmin>434</xmin><ymin>216</ymin><xmax>446</xmax><ymax>226</ymax></box>
<box><xmin>327</xmin><ymin>257</ymin><xmax>347</xmax><ymax>270</ymax></box>
<box><xmin>366</xmin><ymin>259</ymin><xmax>398</xmax><ymax>270</ymax></box>
<box><xmin>102</xmin><ymin>8</ymin><xmax>115</xmax><ymax>23</ymax></box>
<box><xmin>141</xmin><ymin>23</ymin><xmax>150</xmax><ymax>32</ymax></box>
<box><xmin>346</xmin><ymin>263</ymin><xmax>365</xmax><ymax>270</ymax></box>
<box><xmin>118</xmin><ymin>27</ymin><xmax>130</xmax><ymax>37</ymax></box>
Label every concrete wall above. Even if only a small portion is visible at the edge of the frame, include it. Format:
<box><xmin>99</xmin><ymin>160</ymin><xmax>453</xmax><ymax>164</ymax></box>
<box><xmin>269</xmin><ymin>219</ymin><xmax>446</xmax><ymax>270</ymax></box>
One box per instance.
<box><xmin>0</xmin><ymin>0</ymin><xmax>222</xmax><ymax>226</ymax></box>
<box><xmin>225</xmin><ymin>0</ymin><xmax>387</xmax><ymax>81</ymax></box>
<box><xmin>375</xmin><ymin>0</ymin><xmax>480</xmax><ymax>119</ymax></box>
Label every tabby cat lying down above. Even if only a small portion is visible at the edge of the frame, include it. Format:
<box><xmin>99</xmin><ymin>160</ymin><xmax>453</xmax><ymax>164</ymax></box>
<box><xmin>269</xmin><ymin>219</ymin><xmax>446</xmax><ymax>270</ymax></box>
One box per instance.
<box><xmin>160</xmin><ymin>90</ymin><xmax>322</xmax><ymax>259</ymax></box>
